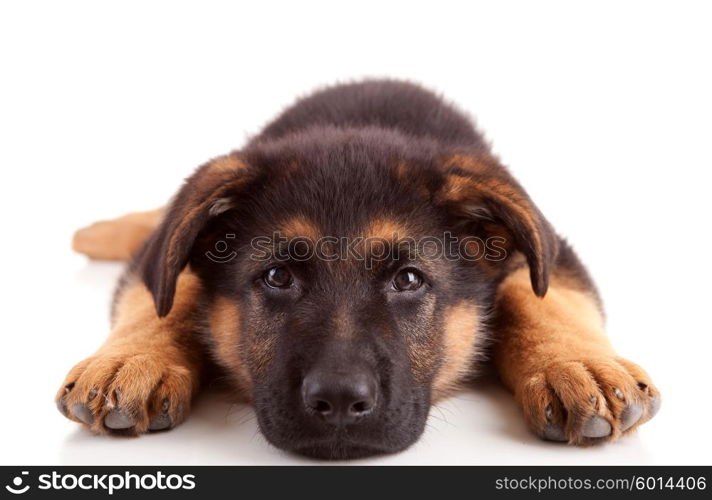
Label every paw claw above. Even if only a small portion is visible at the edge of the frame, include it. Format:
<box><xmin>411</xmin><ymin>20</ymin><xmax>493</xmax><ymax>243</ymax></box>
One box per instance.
<box><xmin>543</xmin><ymin>423</ymin><xmax>567</xmax><ymax>442</ymax></box>
<box><xmin>620</xmin><ymin>403</ymin><xmax>644</xmax><ymax>431</ymax></box>
<box><xmin>544</xmin><ymin>404</ymin><xmax>553</xmax><ymax>420</ymax></box>
<box><xmin>71</xmin><ymin>404</ymin><xmax>94</xmax><ymax>425</ymax></box>
<box><xmin>104</xmin><ymin>409</ymin><xmax>135</xmax><ymax>430</ymax></box>
<box><xmin>649</xmin><ymin>396</ymin><xmax>661</xmax><ymax>418</ymax></box>
<box><xmin>582</xmin><ymin>415</ymin><xmax>611</xmax><ymax>438</ymax></box>
<box><xmin>148</xmin><ymin>414</ymin><xmax>172</xmax><ymax>431</ymax></box>
<box><xmin>56</xmin><ymin>399</ymin><xmax>69</xmax><ymax>417</ymax></box>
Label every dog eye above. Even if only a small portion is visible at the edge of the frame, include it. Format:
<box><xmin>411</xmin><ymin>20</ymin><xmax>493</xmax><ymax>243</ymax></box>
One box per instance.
<box><xmin>263</xmin><ymin>266</ymin><xmax>293</xmax><ymax>289</ymax></box>
<box><xmin>393</xmin><ymin>269</ymin><xmax>424</xmax><ymax>292</ymax></box>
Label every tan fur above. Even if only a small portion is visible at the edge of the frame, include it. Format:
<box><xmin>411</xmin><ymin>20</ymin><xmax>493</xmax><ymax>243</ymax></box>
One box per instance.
<box><xmin>493</xmin><ymin>267</ymin><xmax>660</xmax><ymax>444</ymax></box>
<box><xmin>72</xmin><ymin>208</ymin><xmax>164</xmax><ymax>260</ymax></box>
<box><xmin>332</xmin><ymin>304</ymin><xmax>356</xmax><ymax>340</ymax></box>
<box><xmin>55</xmin><ymin>270</ymin><xmax>203</xmax><ymax>434</ymax></box>
<box><xmin>401</xmin><ymin>293</ymin><xmax>440</xmax><ymax>388</ymax></box>
<box><xmin>208</xmin><ymin>296</ymin><xmax>251</xmax><ymax>397</ymax></box>
<box><xmin>279</xmin><ymin>216</ymin><xmax>321</xmax><ymax>241</ymax></box>
<box><xmin>442</xmin><ymin>173</ymin><xmax>544</xmax><ymax>279</ymax></box>
<box><xmin>442</xmin><ymin>153</ymin><xmax>491</xmax><ymax>174</ymax></box>
<box><xmin>361</xmin><ymin>218</ymin><xmax>412</xmax><ymax>263</ymax></box>
<box><xmin>366</xmin><ymin>218</ymin><xmax>407</xmax><ymax>241</ymax></box>
<box><xmin>393</xmin><ymin>160</ymin><xmax>431</xmax><ymax>198</ymax></box>
<box><xmin>209</xmin><ymin>296</ymin><xmax>277</xmax><ymax>390</ymax></box>
<box><xmin>191</xmin><ymin>153</ymin><xmax>247</xmax><ymax>195</ymax></box>
<box><xmin>432</xmin><ymin>302</ymin><xmax>480</xmax><ymax>401</ymax></box>
<box><xmin>245</xmin><ymin>332</ymin><xmax>277</xmax><ymax>379</ymax></box>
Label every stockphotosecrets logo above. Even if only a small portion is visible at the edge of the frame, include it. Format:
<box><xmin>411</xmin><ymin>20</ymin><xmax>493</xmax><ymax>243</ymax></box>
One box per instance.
<box><xmin>5</xmin><ymin>471</ymin><xmax>30</xmax><ymax>494</ymax></box>
<box><xmin>3</xmin><ymin>470</ymin><xmax>196</xmax><ymax>495</ymax></box>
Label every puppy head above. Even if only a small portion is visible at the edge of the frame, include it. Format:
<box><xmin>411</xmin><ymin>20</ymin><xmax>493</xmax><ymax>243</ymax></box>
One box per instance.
<box><xmin>139</xmin><ymin>129</ymin><xmax>557</xmax><ymax>459</ymax></box>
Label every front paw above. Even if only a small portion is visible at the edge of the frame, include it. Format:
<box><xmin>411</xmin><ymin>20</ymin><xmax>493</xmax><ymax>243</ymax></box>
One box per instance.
<box><xmin>518</xmin><ymin>357</ymin><xmax>660</xmax><ymax>445</ymax></box>
<box><xmin>55</xmin><ymin>350</ymin><xmax>196</xmax><ymax>435</ymax></box>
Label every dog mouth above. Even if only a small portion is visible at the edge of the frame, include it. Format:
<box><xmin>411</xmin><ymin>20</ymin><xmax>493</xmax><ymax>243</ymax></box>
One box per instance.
<box><xmin>293</xmin><ymin>441</ymin><xmax>393</xmax><ymax>460</ymax></box>
<box><xmin>283</xmin><ymin>427</ymin><xmax>417</xmax><ymax>460</ymax></box>
<box><xmin>258</xmin><ymin>418</ymin><xmax>404</xmax><ymax>459</ymax></box>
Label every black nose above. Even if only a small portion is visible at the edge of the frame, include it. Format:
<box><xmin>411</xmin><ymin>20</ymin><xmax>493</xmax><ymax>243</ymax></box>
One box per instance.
<box><xmin>302</xmin><ymin>368</ymin><xmax>378</xmax><ymax>426</ymax></box>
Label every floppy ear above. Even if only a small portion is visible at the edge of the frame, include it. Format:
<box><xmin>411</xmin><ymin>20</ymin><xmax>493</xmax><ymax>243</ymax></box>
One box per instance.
<box><xmin>139</xmin><ymin>153</ymin><xmax>252</xmax><ymax>317</ymax></box>
<box><xmin>438</xmin><ymin>155</ymin><xmax>559</xmax><ymax>296</ymax></box>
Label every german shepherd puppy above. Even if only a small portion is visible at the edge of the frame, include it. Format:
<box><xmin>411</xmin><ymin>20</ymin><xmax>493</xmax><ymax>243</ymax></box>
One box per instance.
<box><xmin>58</xmin><ymin>80</ymin><xmax>660</xmax><ymax>459</ymax></box>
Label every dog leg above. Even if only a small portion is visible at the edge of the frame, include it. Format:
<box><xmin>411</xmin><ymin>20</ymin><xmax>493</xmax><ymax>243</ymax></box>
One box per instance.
<box><xmin>55</xmin><ymin>269</ymin><xmax>203</xmax><ymax>434</ymax></box>
<box><xmin>72</xmin><ymin>208</ymin><xmax>164</xmax><ymax>260</ymax></box>
<box><xmin>492</xmin><ymin>248</ymin><xmax>660</xmax><ymax>444</ymax></box>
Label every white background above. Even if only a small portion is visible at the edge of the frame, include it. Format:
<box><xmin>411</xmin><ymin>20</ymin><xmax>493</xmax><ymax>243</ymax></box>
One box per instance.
<box><xmin>1</xmin><ymin>1</ymin><xmax>710</xmax><ymax>465</ymax></box>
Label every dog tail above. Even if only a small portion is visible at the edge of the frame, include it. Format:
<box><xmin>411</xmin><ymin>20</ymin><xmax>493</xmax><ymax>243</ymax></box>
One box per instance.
<box><xmin>72</xmin><ymin>208</ymin><xmax>164</xmax><ymax>260</ymax></box>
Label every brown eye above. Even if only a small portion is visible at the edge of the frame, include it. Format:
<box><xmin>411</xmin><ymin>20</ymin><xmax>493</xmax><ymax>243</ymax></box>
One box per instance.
<box><xmin>264</xmin><ymin>266</ymin><xmax>293</xmax><ymax>288</ymax></box>
<box><xmin>393</xmin><ymin>269</ymin><xmax>424</xmax><ymax>292</ymax></box>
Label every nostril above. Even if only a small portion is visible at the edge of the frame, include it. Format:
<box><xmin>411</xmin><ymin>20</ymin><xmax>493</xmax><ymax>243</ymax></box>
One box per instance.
<box><xmin>349</xmin><ymin>400</ymin><xmax>373</xmax><ymax>415</ymax></box>
<box><xmin>313</xmin><ymin>399</ymin><xmax>332</xmax><ymax>415</ymax></box>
